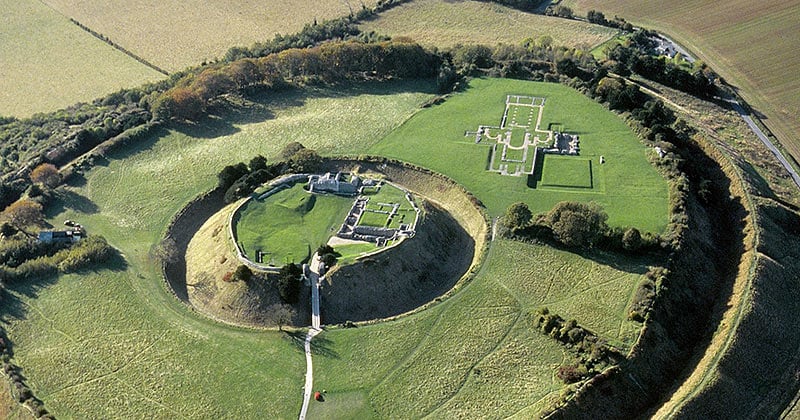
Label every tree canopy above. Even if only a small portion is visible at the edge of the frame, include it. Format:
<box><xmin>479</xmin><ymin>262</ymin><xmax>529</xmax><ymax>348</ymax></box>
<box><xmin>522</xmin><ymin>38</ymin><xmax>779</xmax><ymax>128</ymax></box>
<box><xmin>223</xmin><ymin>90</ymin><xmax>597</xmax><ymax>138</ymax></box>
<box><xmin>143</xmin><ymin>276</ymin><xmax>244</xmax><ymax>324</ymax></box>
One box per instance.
<box><xmin>546</xmin><ymin>201</ymin><xmax>608</xmax><ymax>248</ymax></box>
<box><xmin>504</xmin><ymin>202</ymin><xmax>532</xmax><ymax>231</ymax></box>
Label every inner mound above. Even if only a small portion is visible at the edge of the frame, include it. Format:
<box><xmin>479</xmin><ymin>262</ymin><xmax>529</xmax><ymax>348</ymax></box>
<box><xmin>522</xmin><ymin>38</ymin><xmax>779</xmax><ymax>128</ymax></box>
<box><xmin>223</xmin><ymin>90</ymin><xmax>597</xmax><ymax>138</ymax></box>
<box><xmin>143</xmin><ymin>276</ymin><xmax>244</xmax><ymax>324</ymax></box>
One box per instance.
<box><xmin>176</xmin><ymin>159</ymin><xmax>487</xmax><ymax>328</ymax></box>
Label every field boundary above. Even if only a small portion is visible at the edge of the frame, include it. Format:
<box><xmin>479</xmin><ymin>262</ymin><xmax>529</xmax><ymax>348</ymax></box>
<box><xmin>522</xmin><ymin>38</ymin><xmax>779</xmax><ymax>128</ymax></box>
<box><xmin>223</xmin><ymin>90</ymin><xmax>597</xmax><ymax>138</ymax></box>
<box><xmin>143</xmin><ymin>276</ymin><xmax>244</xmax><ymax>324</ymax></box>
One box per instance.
<box><xmin>66</xmin><ymin>17</ymin><xmax>170</xmax><ymax>76</ymax></box>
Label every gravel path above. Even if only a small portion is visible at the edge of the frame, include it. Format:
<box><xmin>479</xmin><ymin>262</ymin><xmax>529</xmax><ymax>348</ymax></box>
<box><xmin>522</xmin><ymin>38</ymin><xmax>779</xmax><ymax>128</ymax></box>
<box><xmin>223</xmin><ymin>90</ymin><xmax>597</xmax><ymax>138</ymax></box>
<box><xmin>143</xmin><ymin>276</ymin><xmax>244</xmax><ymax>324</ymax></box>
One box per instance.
<box><xmin>299</xmin><ymin>255</ymin><xmax>322</xmax><ymax>420</ymax></box>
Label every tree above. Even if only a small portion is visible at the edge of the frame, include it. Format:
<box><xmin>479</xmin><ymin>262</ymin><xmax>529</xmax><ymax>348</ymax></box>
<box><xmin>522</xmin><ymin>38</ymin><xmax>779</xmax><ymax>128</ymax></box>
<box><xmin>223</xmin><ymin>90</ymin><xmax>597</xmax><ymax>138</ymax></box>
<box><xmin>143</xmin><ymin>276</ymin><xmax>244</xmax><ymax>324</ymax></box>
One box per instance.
<box><xmin>553</xmin><ymin>5</ymin><xmax>574</xmax><ymax>18</ymax></box>
<box><xmin>233</xmin><ymin>264</ymin><xmax>253</xmax><ymax>282</ymax></box>
<box><xmin>249</xmin><ymin>155</ymin><xmax>267</xmax><ymax>172</ymax></box>
<box><xmin>0</xmin><ymin>222</ymin><xmax>16</xmax><ymax>238</ymax></box>
<box><xmin>504</xmin><ymin>202</ymin><xmax>532</xmax><ymax>231</ymax></box>
<box><xmin>217</xmin><ymin>162</ymin><xmax>249</xmax><ymax>189</ymax></box>
<box><xmin>281</xmin><ymin>142</ymin><xmax>306</xmax><ymax>160</ymax></box>
<box><xmin>586</xmin><ymin>10</ymin><xmax>607</xmax><ymax>25</ymax></box>
<box><xmin>1</xmin><ymin>200</ymin><xmax>43</xmax><ymax>231</ymax></box>
<box><xmin>29</xmin><ymin>163</ymin><xmax>61</xmax><ymax>188</ymax></box>
<box><xmin>277</xmin><ymin>263</ymin><xmax>303</xmax><ymax>303</ymax></box>
<box><xmin>622</xmin><ymin>227</ymin><xmax>642</xmax><ymax>251</ymax></box>
<box><xmin>289</xmin><ymin>148</ymin><xmax>322</xmax><ymax>173</ymax></box>
<box><xmin>268</xmin><ymin>304</ymin><xmax>294</xmax><ymax>331</ymax></box>
<box><xmin>546</xmin><ymin>201</ymin><xmax>608</xmax><ymax>248</ymax></box>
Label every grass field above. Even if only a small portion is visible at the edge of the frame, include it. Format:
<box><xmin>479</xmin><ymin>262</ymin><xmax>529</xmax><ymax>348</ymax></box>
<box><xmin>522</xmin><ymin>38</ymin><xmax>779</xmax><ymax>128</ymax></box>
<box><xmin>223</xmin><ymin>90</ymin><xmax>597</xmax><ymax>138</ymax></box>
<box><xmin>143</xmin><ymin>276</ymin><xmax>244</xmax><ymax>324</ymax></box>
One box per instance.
<box><xmin>235</xmin><ymin>183</ymin><xmax>353</xmax><ymax>265</ymax></box>
<box><xmin>40</xmin><ymin>0</ymin><xmax>378</xmax><ymax>72</ymax></box>
<box><xmin>0</xmin><ymin>0</ymin><xmax>164</xmax><ymax>117</ymax></box>
<box><xmin>370</xmin><ymin>78</ymin><xmax>669</xmax><ymax>233</ymax></box>
<box><xmin>360</xmin><ymin>0</ymin><xmax>617</xmax><ymax>49</ymax></box>
<box><xmin>1</xmin><ymin>81</ymin><xmax>433</xmax><ymax>418</ymax></box>
<box><xmin>540</xmin><ymin>156</ymin><xmax>593</xmax><ymax>188</ymax></box>
<box><xmin>3</xmin><ymin>78</ymin><xmax>659</xmax><ymax>418</ymax></box>
<box><xmin>308</xmin><ymin>239</ymin><xmax>651</xmax><ymax>418</ymax></box>
<box><xmin>564</xmin><ymin>0</ymin><xmax>800</xmax><ymax>165</ymax></box>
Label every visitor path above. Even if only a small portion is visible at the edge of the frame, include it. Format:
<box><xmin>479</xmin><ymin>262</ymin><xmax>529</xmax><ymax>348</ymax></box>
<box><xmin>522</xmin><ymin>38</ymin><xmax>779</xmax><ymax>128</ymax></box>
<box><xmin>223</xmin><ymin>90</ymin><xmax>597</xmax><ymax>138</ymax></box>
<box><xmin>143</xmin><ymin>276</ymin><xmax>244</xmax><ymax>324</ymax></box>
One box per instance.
<box><xmin>299</xmin><ymin>255</ymin><xmax>322</xmax><ymax>420</ymax></box>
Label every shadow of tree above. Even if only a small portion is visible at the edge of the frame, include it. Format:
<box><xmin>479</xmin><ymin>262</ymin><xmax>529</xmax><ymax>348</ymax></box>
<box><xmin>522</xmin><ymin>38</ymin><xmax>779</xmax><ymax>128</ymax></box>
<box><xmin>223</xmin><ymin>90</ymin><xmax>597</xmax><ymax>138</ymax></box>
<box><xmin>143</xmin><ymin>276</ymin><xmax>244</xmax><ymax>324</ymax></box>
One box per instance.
<box><xmin>46</xmin><ymin>189</ymin><xmax>100</xmax><ymax>218</ymax></box>
<box><xmin>285</xmin><ymin>329</ymin><xmax>340</xmax><ymax>359</ymax></box>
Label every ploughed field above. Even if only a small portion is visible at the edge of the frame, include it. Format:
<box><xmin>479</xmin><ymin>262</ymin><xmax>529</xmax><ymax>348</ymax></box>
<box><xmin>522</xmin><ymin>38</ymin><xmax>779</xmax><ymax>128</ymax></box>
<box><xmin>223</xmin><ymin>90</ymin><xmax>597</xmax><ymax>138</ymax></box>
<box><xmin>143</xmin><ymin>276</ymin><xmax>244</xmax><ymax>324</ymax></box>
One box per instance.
<box><xmin>360</xmin><ymin>0</ymin><xmax>617</xmax><ymax>50</ymax></box>
<box><xmin>565</xmin><ymin>0</ymin><xmax>800</xmax><ymax>166</ymax></box>
<box><xmin>0</xmin><ymin>0</ymin><xmax>164</xmax><ymax>117</ymax></box>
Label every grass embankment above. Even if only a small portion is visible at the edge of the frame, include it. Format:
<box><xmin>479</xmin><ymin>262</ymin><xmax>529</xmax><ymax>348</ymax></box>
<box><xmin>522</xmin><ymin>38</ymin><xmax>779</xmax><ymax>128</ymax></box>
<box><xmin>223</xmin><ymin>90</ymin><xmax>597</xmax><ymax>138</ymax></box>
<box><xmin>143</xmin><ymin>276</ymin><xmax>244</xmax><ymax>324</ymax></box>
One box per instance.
<box><xmin>0</xmin><ymin>0</ymin><xmax>164</xmax><ymax>117</ymax></box>
<box><xmin>309</xmin><ymin>239</ymin><xmax>654</xmax><ymax>418</ymax></box>
<box><xmin>235</xmin><ymin>183</ymin><xmax>353</xmax><ymax>265</ymax></box>
<box><xmin>40</xmin><ymin>0</ymin><xmax>377</xmax><ymax>72</ymax></box>
<box><xmin>564</xmin><ymin>0</ymin><xmax>800</xmax><ymax>165</ymax></box>
<box><xmin>370</xmin><ymin>78</ymin><xmax>669</xmax><ymax>233</ymax></box>
<box><xmin>1</xmin><ymin>81</ymin><xmax>434</xmax><ymax>418</ymax></box>
<box><xmin>612</xmin><ymin>76</ymin><xmax>800</xmax><ymax>418</ymax></box>
<box><xmin>360</xmin><ymin>0</ymin><xmax>617</xmax><ymax>49</ymax></box>
<box><xmin>0</xmin><ymin>379</ymin><xmax>27</xmax><ymax>420</ymax></box>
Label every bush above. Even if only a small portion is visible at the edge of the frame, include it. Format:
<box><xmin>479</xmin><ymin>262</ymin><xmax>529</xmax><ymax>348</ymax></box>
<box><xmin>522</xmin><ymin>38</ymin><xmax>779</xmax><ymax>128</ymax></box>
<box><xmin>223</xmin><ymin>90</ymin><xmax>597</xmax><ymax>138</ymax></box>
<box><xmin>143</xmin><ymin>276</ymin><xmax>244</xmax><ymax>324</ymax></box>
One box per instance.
<box><xmin>277</xmin><ymin>263</ymin><xmax>303</xmax><ymax>303</ymax></box>
<box><xmin>546</xmin><ymin>201</ymin><xmax>608</xmax><ymax>248</ymax></box>
<box><xmin>557</xmin><ymin>364</ymin><xmax>587</xmax><ymax>384</ymax></box>
<box><xmin>233</xmin><ymin>264</ymin><xmax>253</xmax><ymax>282</ymax></box>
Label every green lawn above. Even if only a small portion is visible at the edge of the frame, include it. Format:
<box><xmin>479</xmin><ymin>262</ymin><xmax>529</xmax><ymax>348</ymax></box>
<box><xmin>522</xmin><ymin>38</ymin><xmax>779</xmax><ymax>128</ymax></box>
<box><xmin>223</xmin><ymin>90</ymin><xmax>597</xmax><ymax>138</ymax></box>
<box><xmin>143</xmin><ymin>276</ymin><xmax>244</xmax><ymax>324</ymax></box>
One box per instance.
<box><xmin>235</xmin><ymin>183</ymin><xmax>353</xmax><ymax>265</ymax></box>
<box><xmin>369</xmin><ymin>78</ymin><xmax>670</xmax><ymax>234</ymax></box>
<box><xmin>540</xmin><ymin>155</ymin><xmax>594</xmax><ymax>189</ymax></box>
<box><xmin>334</xmin><ymin>242</ymin><xmax>379</xmax><ymax>265</ymax></box>
<box><xmin>357</xmin><ymin>211</ymin><xmax>389</xmax><ymax>228</ymax></box>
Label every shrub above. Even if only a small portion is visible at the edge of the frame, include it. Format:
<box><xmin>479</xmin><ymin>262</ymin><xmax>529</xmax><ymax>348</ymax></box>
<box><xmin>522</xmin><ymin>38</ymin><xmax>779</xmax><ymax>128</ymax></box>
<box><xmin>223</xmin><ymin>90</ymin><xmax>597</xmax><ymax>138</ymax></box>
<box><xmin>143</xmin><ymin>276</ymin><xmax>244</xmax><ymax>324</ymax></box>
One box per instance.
<box><xmin>222</xmin><ymin>271</ymin><xmax>234</xmax><ymax>282</ymax></box>
<box><xmin>546</xmin><ymin>201</ymin><xmax>608</xmax><ymax>248</ymax></box>
<box><xmin>233</xmin><ymin>265</ymin><xmax>253</xmax><ymax>282</ymax></box>
<box><xmin>29</xmin><ymin>163</ymin><xmax>61</xmax><ymax>188</ymax></box>
<box><xmin>277</xmin><ymin>263</ymin><xmax>303</xmax><ymax>303</ymax></box>
<box><xmin>557</xmin><ymin>364</ymin><xmax>587</xmax><ymax>384</ymax></box>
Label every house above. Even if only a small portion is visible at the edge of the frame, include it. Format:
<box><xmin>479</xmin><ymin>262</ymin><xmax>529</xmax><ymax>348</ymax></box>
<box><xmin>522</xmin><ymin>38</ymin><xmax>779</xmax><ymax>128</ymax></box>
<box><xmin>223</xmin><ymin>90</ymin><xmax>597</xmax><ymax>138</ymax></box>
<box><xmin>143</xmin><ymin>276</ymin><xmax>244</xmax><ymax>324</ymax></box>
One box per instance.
<box><xmin>38</xmin><ymin>229</ymin><xmax>82</xmax><ymax>244</ymax></box>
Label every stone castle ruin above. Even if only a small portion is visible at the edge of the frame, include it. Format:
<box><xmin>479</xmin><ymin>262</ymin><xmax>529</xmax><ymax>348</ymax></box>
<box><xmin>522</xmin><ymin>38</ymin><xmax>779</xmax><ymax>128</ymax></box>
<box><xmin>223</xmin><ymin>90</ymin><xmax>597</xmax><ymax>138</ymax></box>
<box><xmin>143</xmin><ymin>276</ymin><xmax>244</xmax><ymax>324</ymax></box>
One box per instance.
<box><xmin>306</xmin><ymin>173</ymin><xmax>419</xmax><ymax>247</ymax></box>
<box><xmin>307</xmin><ymin>172</ymin><xmax>362</xmax><ymax>195</ymax></box>
<box><xmin>466</xmin><ymin>94</ymin><xmax>581</xmax><ymax>177</ymax></box>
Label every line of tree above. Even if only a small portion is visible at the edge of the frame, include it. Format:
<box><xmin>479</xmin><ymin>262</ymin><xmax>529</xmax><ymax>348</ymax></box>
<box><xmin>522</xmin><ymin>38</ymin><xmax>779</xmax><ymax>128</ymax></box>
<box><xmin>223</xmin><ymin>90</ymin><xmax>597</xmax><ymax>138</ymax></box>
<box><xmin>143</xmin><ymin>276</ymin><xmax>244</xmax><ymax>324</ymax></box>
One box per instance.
<box><xmin>154</xmin><ymin>40</ymin><xmax>440</xmax><ymax>121</ymax></box>
<box><xmin>217</xmin><ymin>143</ymin><xmax>323</xmax><ymax>204</ymax></box>
<box><xmin>533</xmin><ymin>307</ymin><xmax>623</xmax><ymax>384</ymax></box>
<box><xmin>605</xmin><ymin>30</ymin><xmax>717</xmax><ymax>98</ymax></box>
<box><xmin>503</xmin><ymin>201</ymin><xmax>662</xmax><ymax>252</ymax></box>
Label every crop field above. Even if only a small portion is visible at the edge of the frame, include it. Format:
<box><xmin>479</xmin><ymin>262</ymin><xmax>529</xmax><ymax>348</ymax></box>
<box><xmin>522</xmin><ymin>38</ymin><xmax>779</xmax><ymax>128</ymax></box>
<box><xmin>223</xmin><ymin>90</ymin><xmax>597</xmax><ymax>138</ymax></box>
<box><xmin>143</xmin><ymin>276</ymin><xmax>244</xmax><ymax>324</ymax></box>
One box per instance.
<box><xmin>235</xmin><ymin>183</ymin><xmax>353</xmax><ymax>265</ymax></box>
<box><xmin>564</xmin><ymin>0</ymin><xmax>800</xmax><ymax>162</ymax></box>
<box><xmin>360</xmin><ymin>0</ymin><xmax>617</xmax><ymax>49</ymax></box>
<box><xmin>309</xmin><ymin>239</ymin><xmax>650</xmax><ymax>418</ymax></box>
<box><xmin>370</xmin><ymin>78</ymin><xmax>669</xmax><ymax>233</ymax></box>
<box><xmin>0</xmin><ymin>0</ymin><xmax>165</xmax><ymax>118</ymax></box>
<box><xmin>40</xmin><ymin>0</ymin><xmax>378</xmax><ymax>72</ymax></box>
